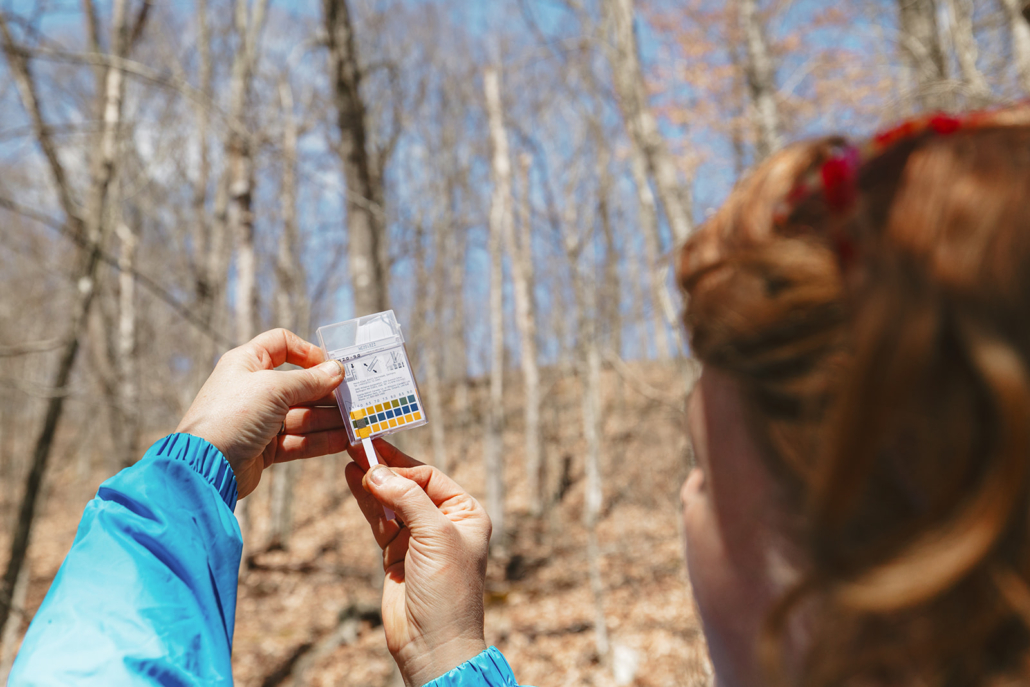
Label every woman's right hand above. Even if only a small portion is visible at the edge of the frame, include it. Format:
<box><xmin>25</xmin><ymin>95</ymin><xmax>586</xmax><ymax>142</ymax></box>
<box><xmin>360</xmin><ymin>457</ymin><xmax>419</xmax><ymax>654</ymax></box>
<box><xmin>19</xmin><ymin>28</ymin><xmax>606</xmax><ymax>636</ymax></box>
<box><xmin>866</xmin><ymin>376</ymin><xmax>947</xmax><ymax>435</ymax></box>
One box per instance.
<box><xmin>345</xmin><ymin>440</ymin><xmax>491</xmax><ymax>687</ymax></box>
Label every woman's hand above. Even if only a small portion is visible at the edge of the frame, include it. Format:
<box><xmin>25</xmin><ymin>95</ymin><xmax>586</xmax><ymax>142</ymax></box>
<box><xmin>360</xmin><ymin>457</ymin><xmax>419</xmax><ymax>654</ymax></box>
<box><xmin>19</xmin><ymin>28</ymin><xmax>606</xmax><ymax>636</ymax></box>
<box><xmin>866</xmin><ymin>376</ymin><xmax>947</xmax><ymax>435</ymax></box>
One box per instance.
<box><xmin>345</xmin><ymin>440</ymin><xmax>491</xmax><ymax>687</ymax></box>
<box><xmin>177</xmin><ymin>328</ymin><xmax>350</xmax><ymax>498</ymax></box>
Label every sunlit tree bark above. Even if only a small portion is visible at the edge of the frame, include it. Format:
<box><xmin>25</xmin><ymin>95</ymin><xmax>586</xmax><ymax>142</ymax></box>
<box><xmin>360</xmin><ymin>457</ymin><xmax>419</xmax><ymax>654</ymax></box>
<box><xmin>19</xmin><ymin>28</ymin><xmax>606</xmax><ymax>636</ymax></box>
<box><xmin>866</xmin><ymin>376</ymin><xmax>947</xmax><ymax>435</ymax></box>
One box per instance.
<box><xmin>484</xmin><ymin>65</ymin><xmax>510</xmax><ymax>557</ymax></box>
<box><xmin>738</xmin><ymin>0</ymin><xmax>783</xmax><ymax>160</ymax></box>
<box><xmin>324</xmin><ymin>0</ymin><xmax>390</xmax><ymax>316</ymax></box>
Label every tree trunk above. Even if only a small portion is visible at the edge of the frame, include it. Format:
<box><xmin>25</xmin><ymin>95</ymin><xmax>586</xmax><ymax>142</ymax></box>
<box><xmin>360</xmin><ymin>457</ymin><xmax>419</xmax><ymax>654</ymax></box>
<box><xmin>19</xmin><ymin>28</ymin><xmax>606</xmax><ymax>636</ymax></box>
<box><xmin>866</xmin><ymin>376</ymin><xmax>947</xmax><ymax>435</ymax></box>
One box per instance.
<box><xmin>324</xmin><ymin>0</ymin><xmax>390</xmax><ymax>317</ymax></box>
<box><xmin>424</xmin><ymin>317</ymin><xmax>448</xmax><ymax>472</ymax></box>
<box><xmin>567</xmin><ymin>201</ymin><xmax>610</xmax><ymax>666</ymax></box>
<box><xmin>424</xmin><ymin>130</ymin><xmax>456</xmax><ymax>473</ymax></box>
<box><xmin>738</xmin><ymin>0</ymin><xmax>784</xmax><ymax>161</ymax></box>
<box><xmin>627</xmin><ymin>152</ymin><xmax>673</xmax><ymax>360</ymax></box>
<box><xmin>508</xmin><ymin>152</ymin><xmax>543</xmax><ymax>518</ymax></box>
<box><xmin>225</xmin><ymin>0</ymin><xmax>269</xmax><ymax>573</ymax></box>
<box><xmin>115</xmin><ymin>213</ymin><xmax>140</xmax><ymax>468</ymax></box>
<box><xmin>268</xmin><ymin>77</ymin><xmax>305</xmax><ymax>552</ymax></box>
<box><xmin>943</xmin><ymin>0</ymin><xmax>990</xmax><ymax>104</ymax></box>
<box><xmin>898</xmin><ymin>0</ymin><xmax>951</xmax><ymax>111</ymax></box>
<box><xmin>0</xmin><ymin>558</ymin><xmax>28</xmax><ymax>682</ymax></box>
<box><xmin>447</xmin><ymin>216</ymin><xmax>470</xmax><ymax>466</ymax></box>
<box><xmin>0</xmin><ymin>0</ymin><xmax>131</xmax><ymax>632</ymax></box>
<box><xmin>602</xmin><ymin>0</ymin><xmax>694</xmax><ymax>246</ymax></box>
<box><xmin>1000</xmin><ymin>0</ymin><xmax>1030</xmax><ymax>94</ymax></box>
<box><xmin>191</xmin><ymin>0</ymin><xmax>222</xmax><ymax>396</ymax></box>
<box><xmin>484</xmin><ymin>66</ymin><xmax>509</xmax><ymax>558</ymax></box>
<box><xmin>589</xmin><ymin>122</ymin><xmax>621</xmax><ymax>359</ymax></box>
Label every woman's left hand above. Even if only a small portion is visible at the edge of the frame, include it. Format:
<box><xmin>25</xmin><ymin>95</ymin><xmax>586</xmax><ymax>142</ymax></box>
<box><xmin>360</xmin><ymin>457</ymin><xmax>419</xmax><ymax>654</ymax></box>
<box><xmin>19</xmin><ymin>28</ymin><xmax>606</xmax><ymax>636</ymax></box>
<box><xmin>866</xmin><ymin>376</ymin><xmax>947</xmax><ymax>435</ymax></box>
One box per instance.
<box><xmin>176</xmin><ymin>328</ymin><xmax>350</xmax><ymax>498</ymax></box>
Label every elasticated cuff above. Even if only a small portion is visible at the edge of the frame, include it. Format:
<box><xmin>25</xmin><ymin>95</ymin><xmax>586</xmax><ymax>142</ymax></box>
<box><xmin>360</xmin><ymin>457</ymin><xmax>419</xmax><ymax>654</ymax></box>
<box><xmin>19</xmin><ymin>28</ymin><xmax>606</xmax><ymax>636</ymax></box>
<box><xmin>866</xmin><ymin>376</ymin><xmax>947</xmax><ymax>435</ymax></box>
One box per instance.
<box><xmin>145</xmin><ymin>433</ymin><xmax>238</xmax><ymax>511</ymax></box>
<box><xmin>422</xmin><ymin>647</ymin><xmax>520</xmax><ymax>687</ymax></box>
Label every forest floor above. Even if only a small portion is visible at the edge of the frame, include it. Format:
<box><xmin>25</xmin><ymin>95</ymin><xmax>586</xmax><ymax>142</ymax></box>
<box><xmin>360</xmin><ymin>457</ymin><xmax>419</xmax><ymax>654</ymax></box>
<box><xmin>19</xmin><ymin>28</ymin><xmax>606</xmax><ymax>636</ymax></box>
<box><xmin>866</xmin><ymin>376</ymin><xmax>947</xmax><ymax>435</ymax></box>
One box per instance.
<box><xmin>1</xmin><ymin>359</ymin><xmax>713</xmax><ymax>686</ymax></box>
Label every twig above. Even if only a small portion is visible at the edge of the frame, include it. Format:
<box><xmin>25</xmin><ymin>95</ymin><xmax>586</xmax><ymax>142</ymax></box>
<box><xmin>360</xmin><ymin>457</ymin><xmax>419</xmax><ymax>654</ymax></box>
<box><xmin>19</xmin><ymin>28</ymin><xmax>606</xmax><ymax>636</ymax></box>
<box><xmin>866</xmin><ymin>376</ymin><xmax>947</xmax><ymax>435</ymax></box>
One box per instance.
<box><xmin>0</xmin><ymin>196</ymin><xmax>235</xmax><ymax>347</ymax></box>
<box><xmin>0</xmin><ymin>338</ymin><xmax>64</xmax><ymax>357</ymax></box>
<box><xmin>603</xmin><ymin>350</ymin><xmax>685</xmax><ymax>410</ymax></box>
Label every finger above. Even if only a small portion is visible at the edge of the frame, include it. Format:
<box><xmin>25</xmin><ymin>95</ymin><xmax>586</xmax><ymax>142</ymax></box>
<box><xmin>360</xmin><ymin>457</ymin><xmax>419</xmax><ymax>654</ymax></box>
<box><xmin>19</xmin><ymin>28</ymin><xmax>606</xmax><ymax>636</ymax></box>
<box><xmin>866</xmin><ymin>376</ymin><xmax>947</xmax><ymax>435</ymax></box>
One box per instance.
<box><xmin>242</xmin><ymin>329</ymin><xmax>326</xmax><ymax>371</ymax></box>
<box><xmin>276</xmin><ymin>360</ymin><xmax>346</xmax><ymax>407</ymax></box>
<box><xmin>295</xmin><ymin>393</ymin><xmax>340</xmax><ymax>408</ymax></box>
<box><xmin>274</xmin><ymin>428</ymin><xmax>350</xmax><ymax>463</ymax></box>
<box><xmin>362</xmin><ymin>466</ymin><xmax>453</xmax><ymax>539</ymax></box>
<box><xmin>372</xmin><ymin>439</ymin><xmax>424</xmax><ymax>468</ymax></box>
<box><xmin>345</xmin><ymin>438</ymin><xmax>422</xmax><ymax>471</ymax></box>
<box><xmin>382</xmin><ymin>525</ymin><xmax>412</xmax><ymax>572</ymax></box>
<box><xmin>284</xmin><ymin>406</ymin><xmax>348</xmax><ymax>435</ymax></box>
<box><xmin>390</xmin><ymin>465</ymin><xmax>480</xmax><ymax>512</ymax></box>
<box><xmin>345</xmin><ymin>461</ymin><xmax>406</xmax><ymax>549</ymax></box>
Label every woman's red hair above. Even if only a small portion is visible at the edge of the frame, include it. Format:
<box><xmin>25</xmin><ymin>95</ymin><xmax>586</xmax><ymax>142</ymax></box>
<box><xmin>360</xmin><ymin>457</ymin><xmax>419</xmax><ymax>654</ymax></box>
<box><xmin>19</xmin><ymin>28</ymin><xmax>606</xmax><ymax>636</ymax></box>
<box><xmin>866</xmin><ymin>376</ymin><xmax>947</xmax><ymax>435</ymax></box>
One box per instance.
<box><xmin>679</xmin><ymin>109</ymin><xmax>1030</xmax><ymax>686</ymax></box>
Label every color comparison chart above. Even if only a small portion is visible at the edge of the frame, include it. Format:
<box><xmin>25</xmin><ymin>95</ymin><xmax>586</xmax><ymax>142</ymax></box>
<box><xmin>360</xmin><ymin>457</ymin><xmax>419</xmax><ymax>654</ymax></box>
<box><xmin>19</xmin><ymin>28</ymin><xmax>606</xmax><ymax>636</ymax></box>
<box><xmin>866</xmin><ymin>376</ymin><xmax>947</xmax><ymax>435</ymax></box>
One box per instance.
<box><xmin>349</xmin><ymin>394</ymin><xmax>422</xmax><ymax>439</ymax></box>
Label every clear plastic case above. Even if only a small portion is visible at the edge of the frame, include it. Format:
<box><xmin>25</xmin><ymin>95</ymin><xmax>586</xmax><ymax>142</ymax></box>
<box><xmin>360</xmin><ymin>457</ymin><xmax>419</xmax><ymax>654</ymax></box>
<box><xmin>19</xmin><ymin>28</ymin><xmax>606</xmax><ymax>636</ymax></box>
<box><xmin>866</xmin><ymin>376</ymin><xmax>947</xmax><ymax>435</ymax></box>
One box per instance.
<box><xmin>316</xmin><ymin>310</ymin><xmax>427</xmax><ymax>445</ymax></box>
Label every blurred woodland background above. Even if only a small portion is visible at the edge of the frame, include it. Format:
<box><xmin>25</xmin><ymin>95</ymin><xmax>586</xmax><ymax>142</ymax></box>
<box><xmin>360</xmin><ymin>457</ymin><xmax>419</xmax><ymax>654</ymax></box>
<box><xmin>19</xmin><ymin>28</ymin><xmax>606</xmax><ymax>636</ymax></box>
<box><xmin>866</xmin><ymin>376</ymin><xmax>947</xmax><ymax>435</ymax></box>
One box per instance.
<box><xmin>1</xmin><ymin>0</ymin><xmax>1029</xmax><ymax>684</ymax></box>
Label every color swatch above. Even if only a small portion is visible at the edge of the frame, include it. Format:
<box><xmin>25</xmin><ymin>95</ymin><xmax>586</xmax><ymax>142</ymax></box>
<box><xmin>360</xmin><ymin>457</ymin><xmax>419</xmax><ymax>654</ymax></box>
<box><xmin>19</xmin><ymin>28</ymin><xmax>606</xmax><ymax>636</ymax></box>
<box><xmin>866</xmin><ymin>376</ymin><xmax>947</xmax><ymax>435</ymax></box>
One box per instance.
<box><xmin>349</xmin><ymin>394</ymin><xmax>422</xmax><ymax>439</ymax></box>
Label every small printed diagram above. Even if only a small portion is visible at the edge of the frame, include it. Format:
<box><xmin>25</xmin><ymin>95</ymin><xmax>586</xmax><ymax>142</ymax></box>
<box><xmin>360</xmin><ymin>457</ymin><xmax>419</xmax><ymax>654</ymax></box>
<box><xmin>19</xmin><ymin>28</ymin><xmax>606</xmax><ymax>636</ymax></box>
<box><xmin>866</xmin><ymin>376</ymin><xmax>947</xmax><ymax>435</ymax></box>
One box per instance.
<box><xmin>386</xmin><ymin>349</ymin><xmax>406</xmax><ymax>371</ymax></box>
<box><xmin>363</xmin><ymin>355</ymin><xmax>381</xmax><ymax>375</ymax></box>
<box><xmin>342</xmin><ymin>353</ymin><xmax>390</xmax><ymax>381</ymax></box>
<box><xmin>349</xmin><ymin>394</ymin><xmax>422</xmax><ymax>439</ymax></box>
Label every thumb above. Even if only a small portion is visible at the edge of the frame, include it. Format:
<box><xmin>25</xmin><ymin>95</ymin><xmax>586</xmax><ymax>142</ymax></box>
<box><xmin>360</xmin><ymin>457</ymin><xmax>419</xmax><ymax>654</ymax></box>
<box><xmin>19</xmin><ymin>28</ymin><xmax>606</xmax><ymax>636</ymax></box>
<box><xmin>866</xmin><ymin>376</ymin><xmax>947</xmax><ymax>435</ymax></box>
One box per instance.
<box><xmin>279</xmin><ymin>360</ymin><xmax>345</xmax><ymax>406</ymax></box>
<box><xmin>364</xmin><ymin>466</ymin><xmax>450</xmax><ymax>535</ymax></box>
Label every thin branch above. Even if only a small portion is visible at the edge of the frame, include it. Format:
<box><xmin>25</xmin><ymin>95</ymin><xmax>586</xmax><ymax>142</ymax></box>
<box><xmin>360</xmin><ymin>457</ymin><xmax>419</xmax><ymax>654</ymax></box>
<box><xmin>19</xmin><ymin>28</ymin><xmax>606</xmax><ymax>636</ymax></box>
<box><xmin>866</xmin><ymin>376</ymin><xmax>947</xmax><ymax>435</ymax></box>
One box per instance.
<box><xmin>0</xmin><ymin>196</ymin><xmax>235</xmax><ymax>347</ymax></box>
<box><xmin>603</xmin><ymin>350</ymin><xmax>685</xmax><ymax>410</ymax></box>
<box><xmin>0</xmin><ymin>339</ymin><xmax>64</xmax><ymax>357</ymax></box>
<box><xmin>0</xmin><ymin>12</ymin><xmax>83</xmax><ymax>231</ymax></box>
<box><xmin>24</xmin><ymin>45</ymin><xmax>250</xmax><ymax>140</ymax></box>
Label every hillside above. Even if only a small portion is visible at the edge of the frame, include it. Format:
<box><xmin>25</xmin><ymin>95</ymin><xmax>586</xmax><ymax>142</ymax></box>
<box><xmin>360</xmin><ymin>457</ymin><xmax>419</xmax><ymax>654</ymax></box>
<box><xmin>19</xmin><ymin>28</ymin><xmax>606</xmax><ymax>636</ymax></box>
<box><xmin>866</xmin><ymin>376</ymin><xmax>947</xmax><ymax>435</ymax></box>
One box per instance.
<box><xmin>1</xmin><ymin>359</ymin><xmax>712</xmax><ymax>686</ymax></box>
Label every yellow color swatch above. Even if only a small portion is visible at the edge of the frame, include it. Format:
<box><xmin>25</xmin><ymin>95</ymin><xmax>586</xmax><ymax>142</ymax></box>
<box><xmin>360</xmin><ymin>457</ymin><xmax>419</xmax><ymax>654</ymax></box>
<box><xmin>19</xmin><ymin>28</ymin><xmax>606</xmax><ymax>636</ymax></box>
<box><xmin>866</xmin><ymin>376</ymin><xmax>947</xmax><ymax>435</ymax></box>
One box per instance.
<box><xmin>375</xmin><ymin>403</ymin><xmax>384</xmax><ymax>412</ymax></box>
<box><xmin>413</xmin><ymin>411</ymin><xmax>422</xmax><ymax>421</ymax></box>
<box><xmin>388</xmin><ymin>418</ymin><xmax>398</xmax><ymax>428</ymax></box>
<box><xmin>350</xmin><ymin>408</ymin><xmax>365</xmax><ymax>420</ymax></box>
<box><xmin>371</xmin><ymin>423</ymin><xmax>381</xmax><ymax>432</ymax></box>
<box><xmin>404</xmin><ymin>414</ymin><xmax>413</xmax><ymax>423</ymax></box>
<box><xmin>365</xmin><ymin>406</ymin><xmax>376</xmax><ymax>417</ymax></box>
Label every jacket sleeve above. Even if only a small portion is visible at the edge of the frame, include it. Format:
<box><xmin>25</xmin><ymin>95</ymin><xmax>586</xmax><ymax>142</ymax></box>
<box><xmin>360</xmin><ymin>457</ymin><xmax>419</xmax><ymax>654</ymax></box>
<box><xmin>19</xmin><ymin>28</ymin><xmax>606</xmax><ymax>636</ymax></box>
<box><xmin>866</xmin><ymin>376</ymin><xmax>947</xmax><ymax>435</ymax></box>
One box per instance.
<box><xmin>9</xmin><ymin>433</ymin><xmax>242</xmax><ymax>686</ymax></box>
<box><xmin>422</xmin><ymin>647</ymin><xmax>523</xmax><ymax>687</ymax></box>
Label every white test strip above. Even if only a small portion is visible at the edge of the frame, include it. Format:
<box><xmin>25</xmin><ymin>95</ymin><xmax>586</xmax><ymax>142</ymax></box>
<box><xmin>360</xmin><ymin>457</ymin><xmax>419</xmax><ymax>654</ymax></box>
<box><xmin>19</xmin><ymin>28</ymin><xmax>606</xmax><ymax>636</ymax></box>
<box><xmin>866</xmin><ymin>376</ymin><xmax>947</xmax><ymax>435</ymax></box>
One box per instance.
<box><xmin>362</xmin><ymin>437</ymin><xmax>396</xmax><ymax>521</ymax></box>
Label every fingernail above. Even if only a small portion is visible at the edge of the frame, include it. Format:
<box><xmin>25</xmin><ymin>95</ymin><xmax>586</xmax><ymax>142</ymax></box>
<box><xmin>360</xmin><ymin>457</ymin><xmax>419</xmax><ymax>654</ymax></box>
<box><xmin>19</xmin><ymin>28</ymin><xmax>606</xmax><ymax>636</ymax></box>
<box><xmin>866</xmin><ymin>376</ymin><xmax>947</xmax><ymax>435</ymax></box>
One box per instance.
<box><xmin>319</xmin><ymin>360</ymin><xmax>344</xmax><ymax>377</ymax></box>
<box><xmin>368</xmin><ymin>465</ymin><xmax>395</xmax><ymax>486</ymax></box>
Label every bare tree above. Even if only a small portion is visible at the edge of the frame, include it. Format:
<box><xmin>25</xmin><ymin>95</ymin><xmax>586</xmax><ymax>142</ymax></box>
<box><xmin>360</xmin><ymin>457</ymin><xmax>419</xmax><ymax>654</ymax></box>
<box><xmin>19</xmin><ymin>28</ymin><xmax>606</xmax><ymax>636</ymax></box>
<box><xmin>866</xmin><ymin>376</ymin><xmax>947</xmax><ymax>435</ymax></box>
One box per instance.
<box><xmin>225</xmin><ymin>0</ymin><xmax>269</xmax><ymax>573</ymax></box>
<box><xmin>0</xmin><ymin>0</ymin><xmax>136</xmax><ymax>631</ymax></box>
<box><xmin>508</xmin><ymin>152</ymin><xmax>543</xmax><ymax>518</ymax></box>
<box><xmin>268</xmin><ymin>76</ymin><xmax>306</xmax><ymax>551</ymax></box>
<box><xmin>190</xmin><ymin>0</ymin><xmax>225</xmax><ymax>394</ymax></box>
<box><xmin>600</xmin><ymin>0</ymin><xmax>688</xmax><ymax>361</ymax></box>
<box><xmin>325</xmin><ymin>0</ymin><xmax>390</xmax><ymax>316</ymax></box>
<box><xmin>423</xmin><ymin>104</ymin><xmax>460</xmax><ymax>474</ymax></box>
<box><xmin>738</xmin><ymin>0</ymin><xmax>784</xmax><ymax>160</ymax></box>
<box><xmin>1000</xmin><ymin>0</ymin><xmax>1030</xmax><ymax>93</ymax></box>
<box><xmin>0</xmin><ymin>559</ymin><xmax>28</xmax><ymax>681</ymax></box>
<box><xmin>561</xmin><ymin>155</ymin><xmax>610</xmax><ymax>668</ymax></box>
<box><xmin>898</xmin><ymin>0</ymin><xmax>951</xmax><ymax>111</ymax></box>
<box><xmin>484</xmin><ymin>65</ymin><xmax>510</xmax><ymax>557</ymax></box>
<box><xmin>943</xmin><ymin>0</ymin><xmax>991</xmax><ymax>104</ymax></box>
<box><xmin>228</xmin><ymin>0</ymin><xmax>269</xmax><ymax>347</ymax></box>
<box><xmin>602</xmin><ymin>0</ymin><xmax>694</xmax><ymax>246</ymax></box>
<box><xmin>115</xmin><ymin>190</ymin><xmax>140</xmax><ymax>469</ymax></box>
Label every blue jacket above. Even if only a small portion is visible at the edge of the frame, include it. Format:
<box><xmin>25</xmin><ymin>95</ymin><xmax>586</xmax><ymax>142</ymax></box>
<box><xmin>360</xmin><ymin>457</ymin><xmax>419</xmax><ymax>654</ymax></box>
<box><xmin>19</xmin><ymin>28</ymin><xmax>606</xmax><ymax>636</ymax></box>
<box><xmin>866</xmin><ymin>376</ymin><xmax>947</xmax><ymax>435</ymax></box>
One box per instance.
<box><xmin>9</xmin><ymin>434</ymin><xmax>519</xmax><ymax>687</ymax></box>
